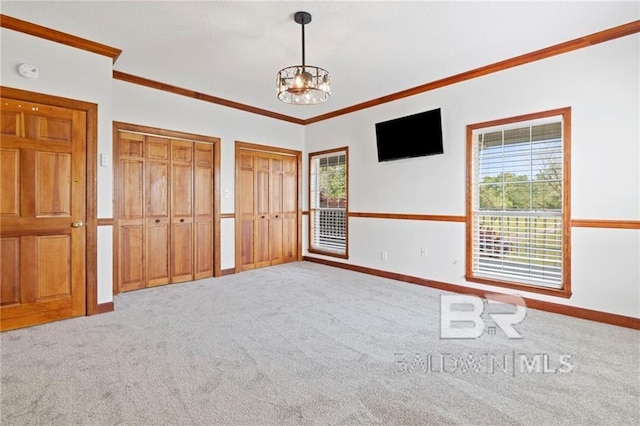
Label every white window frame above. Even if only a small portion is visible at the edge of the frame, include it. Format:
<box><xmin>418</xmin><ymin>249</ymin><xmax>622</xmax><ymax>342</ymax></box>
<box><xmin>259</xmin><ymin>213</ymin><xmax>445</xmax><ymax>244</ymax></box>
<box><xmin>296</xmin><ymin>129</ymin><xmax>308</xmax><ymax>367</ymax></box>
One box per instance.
<box><xmin>466</xmin><ymin>108</ymin><xmax>571</xmax><ymax>297</ymax></box>
<box><xmin>308</xmin><ymin>147</ymin><xmax>349</xmax><ymax>258</ymax></box>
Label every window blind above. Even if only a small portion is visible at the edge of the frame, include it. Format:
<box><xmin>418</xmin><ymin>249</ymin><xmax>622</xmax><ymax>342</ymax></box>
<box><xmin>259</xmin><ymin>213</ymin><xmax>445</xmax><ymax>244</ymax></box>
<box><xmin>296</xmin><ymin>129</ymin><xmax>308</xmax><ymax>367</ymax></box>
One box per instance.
<box><xmin>310</xmin><ymin>151</ymin><xmax>347</xmax><ymax>254</ymax></box>
<box><xmin>472</xmin><ymin>120</ymin><xmax>564</xmax><ymax>288</ymax></box>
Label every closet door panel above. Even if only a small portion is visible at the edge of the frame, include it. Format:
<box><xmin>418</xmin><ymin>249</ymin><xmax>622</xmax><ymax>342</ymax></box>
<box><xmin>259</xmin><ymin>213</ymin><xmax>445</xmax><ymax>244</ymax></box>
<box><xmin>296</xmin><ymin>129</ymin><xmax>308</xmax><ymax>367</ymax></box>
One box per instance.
<box><xmin>240</xmin><ymin>219</ymin><xmax>255</xmax><ymax>269</ymax></box>
<box><xmin>194</xmin><ymin>221</ymin><xmax>213</xmax><ymax>278</ymax></box>
<box><xmin>172</xmin><ymin>165</ymin><xmax>193</xmax><ymax>217</ymax></box>
<box><xmin>282</xmin><ymin>217</ymin><xmax>297</xmax><ymax>260</ymax></box>
<box><xmin>194</xmin><ymin>143</ymin><xmax>214</xmax><ymax>279</ymax></box>
<box><xmin>237</xmin><ymin>150</ymin><xmax>256</xmax><ymax>271</ymax></box>
<box><xmin>120</xmin><ymin>160</ymin><xmax>144</xmax><ymax>219</ymax></box>
<box><xmin>119</xmin><ymin>224</ymin><xmax>145</xmax><ymax>292</ymax></box>
<box><xmin>147</xmin><ymin>222</ymin><xmax>169</xmax><ymax>286</ymax></box>
<box><xmin>147</xmin><ymin>137</ymin><xmax>169</xmax><ymax>217</ymax></box>
<box><xmin>255</xmin><ymin>153</ymin><xmax>270</xmax><ymax>268</ymax></box>
<box><xmin>282</xmin><ymin>155</ymin><xmax>298</xmax><ymax>262</ymax></box>
<box><xmin>270</xmin><ymin>155</ymin><xmax>284</xmax><ymax>265</ymax></box>
<box><xmin>171</xmin><ymin>222</ymin><xmax>193</xmax><ymax>283</ymax></box>
<box><xmin>255</xmin><ymin>219</ymin><xmax>270</xmax><ymax>268</ymax></box>
<box><xmin>171</xmin><ymin>140</ymin><xmax>193</xmax><ymax>282</ymax></box>
<box><xmin>269</xmin><ymin>218</ymin><xmax>283</xmax><ymax>265</ymax></box>
<box><xmin>117</xmin><ymin>132</ymin><xmax>145</xmax><ymax>291</ymax></box>
<box><xmin>255</xmin><ymin>154</ymin><xmax>270</xmax><ymax>217</ymax></box>
<box><xmin>146</xmin><ymin>136</ymin><xmax>170</xmax><ymax>287</ymax></box>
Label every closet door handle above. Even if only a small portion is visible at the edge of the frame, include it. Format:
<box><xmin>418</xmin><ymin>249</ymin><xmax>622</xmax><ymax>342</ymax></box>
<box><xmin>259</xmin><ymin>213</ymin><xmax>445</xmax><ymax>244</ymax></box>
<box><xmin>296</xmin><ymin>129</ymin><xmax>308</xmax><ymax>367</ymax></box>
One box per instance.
<box><xmin>180</xmin><ymin>218</ymin><xmax>185</xmax><ymax>223</ymax></box>
<box><xmin>155</xmin><ymin>219</ymin><xmax>160</xmax><ymax>223</ymax></box>
<box><xmin>261</xmin><ymin>216</ymin><xmax>266</xmax><ymax>219</ymax></box>
<box><xmin>275</xmin><ymin>215</ymin><xmax>280</xmax><ymax>218</ymax></box>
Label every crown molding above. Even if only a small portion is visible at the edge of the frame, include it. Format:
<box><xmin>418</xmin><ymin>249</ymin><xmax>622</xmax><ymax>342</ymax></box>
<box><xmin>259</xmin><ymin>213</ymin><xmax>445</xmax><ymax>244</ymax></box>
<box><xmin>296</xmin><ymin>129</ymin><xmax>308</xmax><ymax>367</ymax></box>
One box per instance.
<box><xmin>304</xmin><ymin>20</ymin><xmax>640</xmax><ymax>124</ymax></box>
<box><xmin>113</xmin><ymin>71</ymin><xmax>305</xmax><ymax>125</ymax></box>
<box><xmin>0</xmin><ymin>14</ymin><xmax>122</xmax><ymax>63</ymax></box>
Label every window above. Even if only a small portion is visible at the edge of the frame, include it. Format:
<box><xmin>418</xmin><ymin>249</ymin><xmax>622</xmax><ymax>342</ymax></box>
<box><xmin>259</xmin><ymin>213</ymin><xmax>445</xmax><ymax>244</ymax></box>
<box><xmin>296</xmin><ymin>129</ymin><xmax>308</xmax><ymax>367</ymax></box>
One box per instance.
<box><xmin>466</xmin><ymin>108</ymin><xmax>571</xmax><ymax>296</ymax></box>
<box><xmin>309</xmin><ymin>147</ymin><xmax>348</xmax><ymax>258</ymax></box>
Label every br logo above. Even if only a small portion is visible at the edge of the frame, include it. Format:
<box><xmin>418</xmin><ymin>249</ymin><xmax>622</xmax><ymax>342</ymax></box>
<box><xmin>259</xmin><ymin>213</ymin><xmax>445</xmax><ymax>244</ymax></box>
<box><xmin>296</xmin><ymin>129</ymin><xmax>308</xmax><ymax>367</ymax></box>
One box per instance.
<box><xmin>440</xmin><ymin>294</ymin><xmax>527</xmax><ymax>339</ymax></box>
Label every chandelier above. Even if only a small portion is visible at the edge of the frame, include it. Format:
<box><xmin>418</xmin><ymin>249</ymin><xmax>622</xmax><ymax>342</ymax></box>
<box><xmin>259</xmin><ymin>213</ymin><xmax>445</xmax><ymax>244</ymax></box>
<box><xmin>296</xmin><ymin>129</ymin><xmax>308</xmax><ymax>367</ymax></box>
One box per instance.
<box><xmin>277</xmin><ymin>11</ymin><xmax>331</xmax><ymax>105</ymax></box>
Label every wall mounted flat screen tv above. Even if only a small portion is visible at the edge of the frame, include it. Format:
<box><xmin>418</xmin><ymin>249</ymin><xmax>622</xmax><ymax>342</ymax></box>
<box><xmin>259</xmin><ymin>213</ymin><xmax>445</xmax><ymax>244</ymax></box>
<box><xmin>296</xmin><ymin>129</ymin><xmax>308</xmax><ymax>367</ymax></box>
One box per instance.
<box><xmin>375</xmin><ymin>108</ymin><xmax>443</xmax><ymax>162</ymax></box>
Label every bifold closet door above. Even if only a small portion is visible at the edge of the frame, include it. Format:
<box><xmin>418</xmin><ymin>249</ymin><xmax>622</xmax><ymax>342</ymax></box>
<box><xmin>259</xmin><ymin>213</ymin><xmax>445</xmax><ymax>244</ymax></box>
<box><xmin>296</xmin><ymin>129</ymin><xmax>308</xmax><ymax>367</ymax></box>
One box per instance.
<box><xmin>237</xmin><ymin>150</ymin><xmax>271</xmax><ymax>270</ymax></box>
<box><xmin>267</xmin><ymin>153</ymin><xmax>298</xmax><ymax>265</ymax></box>
<box><xmin>254</xmin><ymin>152</ymin><xmax>271</xmax><ymax>269</ymax></box>
<box><xmin>269</xmin><ymin>154</ymin><xmax>284</xmax><ymax>265</ymax></box>
<box><xmin>170</xmin><ymin>140</ymin><xmax>194</xmax><ymax>283</ymax></box>
<box><xmin>117</xmin><ymin>132</ymin><xmax>146</xmax><ymax>292</ymax></box>
<box><xmin>282</xmin><ymin>155</ymin><xmax>298</xmax><ymax>263</ymax></box>
<box><xmin>194</xmin><ymin>142</ymin><xmax>214</xmax><ymax>279</ymax></box>
<box><xmin>117</xmin><ymin>132</ymin><xmax>216</xmax><ymax>291</ymax></box>
<box><xmin>237</xmin><ymin>148</ymin><xmax>298</xmax><ymax>272</ymax></box>
<box><xmin>238</xmin><ymin>150</ymin><xmax>256</xmax><ymax>271</ymax></box>
<box><xmin>146</xmin><ymin>136</ymin><xmax>170</xmax><ymax>287</ymax></box>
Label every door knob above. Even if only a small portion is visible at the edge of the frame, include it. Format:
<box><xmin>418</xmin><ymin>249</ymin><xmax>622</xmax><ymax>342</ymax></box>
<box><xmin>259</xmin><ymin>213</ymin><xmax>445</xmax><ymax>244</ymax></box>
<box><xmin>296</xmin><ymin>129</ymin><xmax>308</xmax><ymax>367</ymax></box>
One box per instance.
<box><xmin>71</xmin><ymin>221</ymin><xmax>84</xmax><ymax>228</ymax></box>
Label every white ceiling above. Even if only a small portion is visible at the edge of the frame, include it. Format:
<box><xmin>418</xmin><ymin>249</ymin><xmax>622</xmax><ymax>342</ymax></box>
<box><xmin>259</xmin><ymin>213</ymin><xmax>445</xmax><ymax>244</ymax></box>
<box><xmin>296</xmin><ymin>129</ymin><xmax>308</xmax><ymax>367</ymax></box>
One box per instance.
<box><xmin>2</xmin><ymin>1</ymin><xmax>638</xmax><ymax>120</ymax></box>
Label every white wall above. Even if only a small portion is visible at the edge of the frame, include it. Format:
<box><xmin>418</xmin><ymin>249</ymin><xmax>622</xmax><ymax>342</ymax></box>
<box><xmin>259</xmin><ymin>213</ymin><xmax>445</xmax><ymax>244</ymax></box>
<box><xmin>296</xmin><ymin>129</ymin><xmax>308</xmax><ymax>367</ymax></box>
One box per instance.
<box><xmin>112</xmin><ymin>81</ymin><xmax>305</xmax><ymax>270</ymax></box>
<box><xmin>304</xmin><ymin>34</ymin><xmax>640</xmax><ymax>318</ymax></box>
<box><xmin>1</xmin><ymin>28</ymin><xmax>114</xmax><ymax>304</ymax></box>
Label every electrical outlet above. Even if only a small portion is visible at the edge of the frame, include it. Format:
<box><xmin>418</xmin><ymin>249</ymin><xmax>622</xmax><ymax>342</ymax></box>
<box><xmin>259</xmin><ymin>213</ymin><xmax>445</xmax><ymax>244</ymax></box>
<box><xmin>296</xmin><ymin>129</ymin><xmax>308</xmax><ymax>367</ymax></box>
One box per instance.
<box><xmin>381</xmin><ymin>250</ymin><xmax>388</xmax><ymax>261</ymax></box>
<box><xmin>421</xmin><ymin>247</ymin><xmax>428</xmax><ymax>257</ymax></box>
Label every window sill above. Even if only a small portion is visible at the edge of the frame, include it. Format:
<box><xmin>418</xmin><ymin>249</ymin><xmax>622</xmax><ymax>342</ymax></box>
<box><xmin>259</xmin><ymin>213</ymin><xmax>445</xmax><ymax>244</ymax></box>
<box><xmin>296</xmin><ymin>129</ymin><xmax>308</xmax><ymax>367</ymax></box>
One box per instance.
<box><xmin>465</xmin><ymin>274</ymin><xmax>572</xmax><ymax>299</ymax></box>
<box><xmin>308</xmin><ymin>248</ymin><xmax>349</xmax><ymax>260</ymax></box>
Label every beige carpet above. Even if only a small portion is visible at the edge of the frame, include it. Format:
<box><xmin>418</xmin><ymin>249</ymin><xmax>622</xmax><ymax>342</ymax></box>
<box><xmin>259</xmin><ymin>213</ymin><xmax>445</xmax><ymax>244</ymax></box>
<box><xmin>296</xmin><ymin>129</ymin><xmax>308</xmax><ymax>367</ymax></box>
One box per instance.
<box><xmin>1</xmin><ymin>261</ymin><xmax>638</xmax><ymax>425</ymax></box>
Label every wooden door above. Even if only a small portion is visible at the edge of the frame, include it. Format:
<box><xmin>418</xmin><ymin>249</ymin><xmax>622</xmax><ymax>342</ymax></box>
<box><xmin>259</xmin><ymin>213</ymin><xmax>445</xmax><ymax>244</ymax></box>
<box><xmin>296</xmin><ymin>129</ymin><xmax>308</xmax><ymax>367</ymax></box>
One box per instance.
<box><xmin>170</xmin><ymin>140</ymin><xmax>194</xmax><ymax>283</ymax></box>
<box><xmin>269</xmin><ymin>154</ymin><xmax>284</xmax><ymax>265</ymax></box>
<box><xmin>116</xmin><ymin>132</ymin><xmax>146</xmax><ymax>292</ymax></box>
<box><xmin>236</xmin><ymin>145</ymin><xmax>299</xmax><ymax>272</ymax></box>
<box><xmin>194</xmin><ymin>143</ymin><xmax>214</xmax><ymax>279</ymax></box>
<box><xmin>237</xmin><ymin>150</ymin><xmax>256</xmax><ymax>271</ymax></box>
<box><xmin>1</xmin><ymin>97</ymin><xmax>87</xmax><ymax>331</ymax></box>
<box><xmin>254</xmin><ymin>152</ymin><xmax>271</xmax><ymax>269</ymax></box>
<box><xmin>146</xmin><ymin>136</ymin><xmax>170</xmax><ymax>287</ymax></box>
<box><xmin>116</xmin><ymin>130</ymin><xmax>217</xmax><ymax>291</ymax></box>
<box><xmin>282</xmin><ymin>155</ymin><xmax>298</xmax><ymax>262</ymax></box>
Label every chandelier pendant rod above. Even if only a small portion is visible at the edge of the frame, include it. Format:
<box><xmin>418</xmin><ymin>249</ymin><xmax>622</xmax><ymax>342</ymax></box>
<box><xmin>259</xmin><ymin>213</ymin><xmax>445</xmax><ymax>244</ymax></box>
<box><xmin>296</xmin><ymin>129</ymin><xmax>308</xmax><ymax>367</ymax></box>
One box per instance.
<box><xmin>301</xmin><ymin>20</ymin><xmax>306</xmax><ymax>72</ymax></box>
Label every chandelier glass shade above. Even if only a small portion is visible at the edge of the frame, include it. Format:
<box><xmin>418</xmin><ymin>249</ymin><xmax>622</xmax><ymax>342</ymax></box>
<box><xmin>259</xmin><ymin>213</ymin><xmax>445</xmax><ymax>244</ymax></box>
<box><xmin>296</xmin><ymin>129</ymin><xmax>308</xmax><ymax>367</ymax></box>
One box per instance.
<box><xmin>277</xmin><ymin>65</ymin><xmax>330</xmax><ymax>104</ymax></box>
<box><xmin>277</xmin><ymin>11</ymin><xmax>331</xmax><ymax>105</ymax></box>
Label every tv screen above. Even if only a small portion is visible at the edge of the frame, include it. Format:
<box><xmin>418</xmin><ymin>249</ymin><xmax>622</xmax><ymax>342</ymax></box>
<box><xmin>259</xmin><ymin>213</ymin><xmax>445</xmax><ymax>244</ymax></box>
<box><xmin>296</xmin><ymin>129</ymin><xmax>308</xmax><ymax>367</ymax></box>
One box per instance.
<box><xmin>375</xmin><ymin>108</ymin><xmax>444</xmax><ymax>162</ymax></box>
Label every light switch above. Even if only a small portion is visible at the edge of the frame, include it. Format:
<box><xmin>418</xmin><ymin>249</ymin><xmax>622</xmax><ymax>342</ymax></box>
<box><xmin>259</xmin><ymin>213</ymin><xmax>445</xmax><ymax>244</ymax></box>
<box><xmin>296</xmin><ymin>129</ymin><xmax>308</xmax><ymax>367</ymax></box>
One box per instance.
<box><xmin>99</xmin><ymin>153</ymin><xmax>110</xmax><ymax>167</ymax></box>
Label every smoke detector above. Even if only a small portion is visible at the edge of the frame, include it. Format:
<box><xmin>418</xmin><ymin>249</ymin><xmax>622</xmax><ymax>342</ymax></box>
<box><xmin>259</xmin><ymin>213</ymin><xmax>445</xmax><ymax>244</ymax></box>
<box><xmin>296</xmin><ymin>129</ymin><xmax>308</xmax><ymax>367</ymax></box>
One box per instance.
<box><xmin>17</xmin><ymin>63</ymin><xmax>39</xmax><ymax>80</ymax></box>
